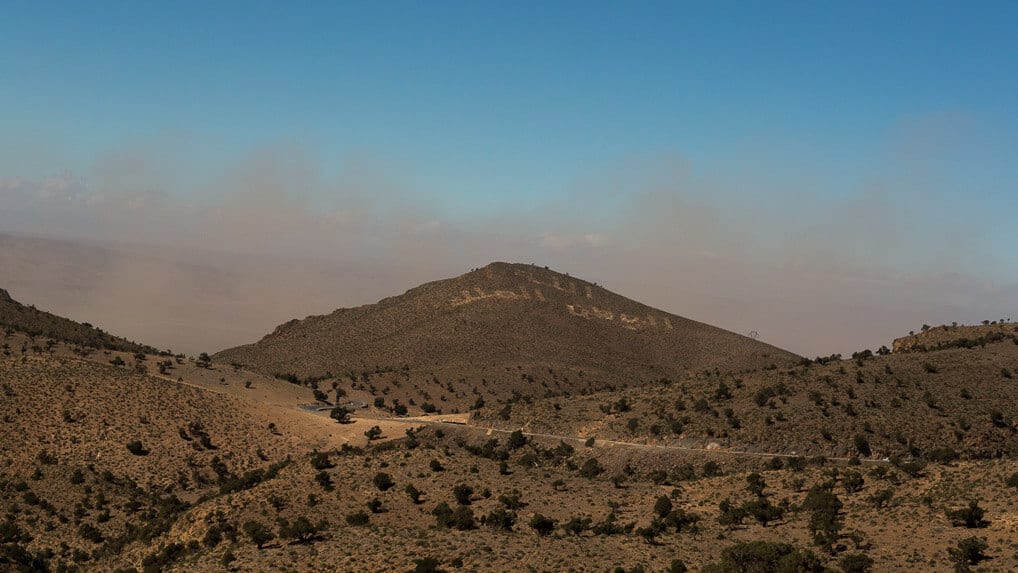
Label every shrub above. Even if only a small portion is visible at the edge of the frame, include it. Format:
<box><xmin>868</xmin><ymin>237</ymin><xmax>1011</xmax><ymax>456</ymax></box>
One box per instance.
<box><xmin>745</xmin><ymin>472</ymin><xmax>766</xmax><ymax>497</ymax></box>
<box><xmin>432</xmin><ymin>502</ymin><xmax>454</xmax><ymax>528</ymax></box>
<box><xmin>578</xmin><ymin>458</ymin><xmax>603</xmax><ymax>478</ymax></box>
<box><xmin>868</xmin><ymin>488</ymin><xmax>894</xmax><ymax>508</ymax></box>
<box><xmin>838</xmin><ymin>553</ymin><xmax>875</xmax><ymax>573</ymax></box>
<box><xmin>453</xmin><ymin>484</ymin><xmax>474</xmax><ymax>505</ymax></box>
<box><xmin>78</xmin><ymin>523</ymin><xmax>103</xmax><ymax>543</ymax></box>
<box><xmin>451</xmin><ymin>506</ymin><xmax>475</xmax><ymax>530</ymax></box>
<box><xmin>315</xmin><ymin>471</ymin><xmax>333</xmax><ymax>491</ymax></box>
<box><xmin>653</xmin><ymin>495</ymin><xmax>673</xmax><ymax>519</ymax></box>
<box><xmin>702</xmin><ymin>461</ymin><xmax>722</xmax><ymax>477</ymax></box>
<box><xmin>485</xmin><ymin>508</ymin><xmax>517</xmax><ymax>531</ymax></box>
<box><xmin>126</xmin><ymin>440</ymin><xmax>149</xmax><ymax>456</ymax></box>
<box><xmin>310</xmin><ymin>450</ymin><xmax>334</xmax><ymax>470</ymax></box>
<box><xmin>842</xmin><ymin>470</ymin><xmax>864</xmax><ymax>493</ymax></box>
<box><xmin>704</xmin><ymin>541</ymin><xmax>824</xmax><ymax>572</ymax></box>
<box><xmin>506</xmin><ymin>430</ymin><xmax>527</xmax><ymax>450</ymax></box>
<box><xmin>372</xmin><ymin>472</ymin><xmax>395</xmax><ymax>491</ymax></box>
<box><xmin>1006</xmin><ymin>472</ymin><xmax>1018</xmax><ymax>490</ymax></box>
<box><xmin>853</xmin><ymin>435</ymin><xmax>871</xmax><ymax>457</ymax></box>
<box><xmin>562</xmin><ymin>516</ymin><xmax>592</xmax><ymax>536</ymax></box>
<box><xmin>345</xmin><ymin>511</ymin><xmax>370</xmax><ymax>526</ymax></box>
<box><xmin>946</xmin><ymin>500</ymin><xmax>986</xmax><ymax>528</ymax></box>
<box><xmin>405</xmin><ymin>483</ymin><xmax>423</xmax><ymax>504</ymax></box>
<box><xmin>529</xmin><ymin>513</ymin><xmax>556</xmax><ymax>536</ymax></box>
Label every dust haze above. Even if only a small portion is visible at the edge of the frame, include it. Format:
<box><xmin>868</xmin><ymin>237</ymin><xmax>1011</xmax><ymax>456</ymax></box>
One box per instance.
<box><xmin>2</xmin><ymin>130</ymin><xmax>1014</xmax><ymax>357</ymax></box>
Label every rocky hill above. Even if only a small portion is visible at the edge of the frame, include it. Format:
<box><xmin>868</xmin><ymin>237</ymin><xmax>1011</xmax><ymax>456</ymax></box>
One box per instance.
<box><xmin>215</xmin><ymin>262</ymin><xmax>800</xmax><ymax>412</ymax></box>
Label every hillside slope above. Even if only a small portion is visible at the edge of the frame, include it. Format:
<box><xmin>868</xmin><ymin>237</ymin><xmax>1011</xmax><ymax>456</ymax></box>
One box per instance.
<box><xmin>478</xmin><ymin>324</ymin><xmax>1018</xmax><ymax>460</ymax></box>
<box><xmin>215</xmin><ymin>262</ymin><xmax>799</xmax><ymax>410</ymax></box>
<box><xmin>0</xmin><ymin>287</ymin><xmax>155</xmax><ymax>353</ymax></box>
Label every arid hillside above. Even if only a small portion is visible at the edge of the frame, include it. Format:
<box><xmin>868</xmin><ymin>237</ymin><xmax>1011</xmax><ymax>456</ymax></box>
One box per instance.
<box><xmin>0</xmin><ymin>287</ymin><xmax>155</xmax><ymax>353</ymax></box>
<box><xmin>477</xmin><ymin>324</ymin><xmax>1018</xmax><ymax>462</ymax></box>
<box><xmin>2</xmin><ymin>299</ymin><xmax>1018</xmax><ymax>572</ymax></box>
<box><xmin>215</xmin><ymin>262</ymin><xmax>799</xmax><ymax>412</ymax></box>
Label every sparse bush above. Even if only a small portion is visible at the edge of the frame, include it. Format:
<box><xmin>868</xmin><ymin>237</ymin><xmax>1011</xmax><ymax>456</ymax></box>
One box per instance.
<box><xmin>373</xmin><ymin>472</ymin><xmax>395</xmax><ymax>491</ymax></box>
<box><xmin>704</xmin><ymin>541</ymin><xmax>824</xmax><ymax>572</ymax></box>
<box><xmin>529</xmin><ymin>513</ymin><xmax>556</xmax><ymax>536</ymax></box>
<box><xmin>702</xmin><ymin>461</ymin><xmax>722</xmax><ymax>477</ymax></box>
<box><xmin>364</xmin><ymin>425</ymin><xmax>382</xmax><ymax>440</ymax></box>
<box><xmin>653</xmin><ymin>495</ymin><xmax>673</xmax><ymax>519</ymax></box>
<box><xmin>485</xmin><ymin>508</ymin><xmax>516</xmax><ymax>531</ymax></box>
<box><xmin>405</xmin><ymin>483</ymin><xmax>423</xmax><ymax>504</ymax></box>
<box><xmin>946</xmin><ymin>500</ymin><xmax>987</xmax><ymax>528</ymax></box>
<box><xmin>453</xmin><ymin>484</ymin><xmax>474</xmax><ymax>505</ymax></box>
<box><xmin>579</xmin><ymin>458</ymin><xmax>603</xmax><ymax>478</ymax></box>
<box><xmin>839</xmin><ymin>553</ymin><xmax>874</xmax><ymax>573</ymax></box>
<box><xmin>345</xmin><ymin>511</ymin><xmax>370</xmax><ymax>527</ymax></box>
<box><xmin>126</xmin><ymin>440</ymin><xmax>149</xmax><ymax>456</ymax></box>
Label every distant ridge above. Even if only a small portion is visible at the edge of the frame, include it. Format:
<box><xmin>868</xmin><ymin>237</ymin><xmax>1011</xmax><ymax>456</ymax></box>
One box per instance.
<box><xmin>215</xmin><ymin>262</ymin><xmax>800</xmax><ymax>403</ymax></box>
<box><xmin>0</xmin><ymin>287</ymin><xmax>156</xmax><ymax>353</ymax></box>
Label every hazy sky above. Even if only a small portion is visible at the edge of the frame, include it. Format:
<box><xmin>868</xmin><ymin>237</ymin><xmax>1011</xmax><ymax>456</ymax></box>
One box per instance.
<box><xmin>2</xmin><ymin>2</ymin><xmax>1017</xmax><ymax>356</ymax></box>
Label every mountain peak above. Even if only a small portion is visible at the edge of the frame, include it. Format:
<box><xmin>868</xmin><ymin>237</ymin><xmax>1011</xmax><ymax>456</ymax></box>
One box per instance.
<box><xmin>215</xmin><ymin>265</ymin><xmax>799</xmax><ymax>411</ymax></box>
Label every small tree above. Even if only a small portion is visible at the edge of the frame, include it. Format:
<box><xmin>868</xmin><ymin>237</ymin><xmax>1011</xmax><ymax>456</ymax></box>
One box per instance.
<box><xmin>196</xmin><ymin>352</ymin><xmax>212</xmax><ymax>368</ymax></box>
<box><xmin>804</xmin><ymin>489</ymin><xmax>843</xmax><ymax>549</ymax></box>
<box><xmin>243</xmin><ymin>520</ymin><xmax>274</xmax><ymax>549</ymax></box>
<box><xmin>507</xmin><ymin>430</ymin><xmax>527</xmax><ymax>450</ymax></box>
<box><xmin>746</xmin><ymin>472</ymin><xmax>766</xmax><ymax>497</ymax></box>
<box><xmin>329</xmin><ymin>406</ymin><xmax>351</xmax><ymax>424</ymax></box>
<box><xmin>842</xmin><ymin>470</ymin><xmax>865</xmax><ymax>494</ymax></box>
<box><xmin>364</xmin><ymin>425</ymin><xmax>382</xmax><ymax>440</ymax></box>
<box><xmin>278</xmin><ymin>517</ymin><xmax>326</xmax><ymax>544</ymax></box>
<box><xmin>949</xmin><ymin>537</ymin><xmax>988</xmax><ymax>570</ymax></box>
<box><xmin>744</xmin><ymin>498</ymin><xmax>784</xmax><ymax>527</ymax></box>
<box><xmin>853</xmin><ymin>435</ymin><xmax>871</xmax><ymax>457</ymax></box>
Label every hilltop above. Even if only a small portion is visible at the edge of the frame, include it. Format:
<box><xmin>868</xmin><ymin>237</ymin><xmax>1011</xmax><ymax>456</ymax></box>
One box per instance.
<box><xmin>0</xmin><ymin>287</ymin><xmax>156</xmax><ymax>353</ymax></box>
<box><xmin>215</xmin><ymin>262</ymin><xmax>799</xmax><ymax>412</ymax></box>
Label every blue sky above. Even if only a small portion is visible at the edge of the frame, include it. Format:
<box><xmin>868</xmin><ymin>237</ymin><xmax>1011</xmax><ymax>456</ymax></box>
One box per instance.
<box><xmin>2</xmin><ymin>2</ymin><xmax>1018</xmax><ymax>354</ymax></box>
<box><xmin>3</xmin><ymin>2</ymin><xmax>1017</xmax><ymax>214</ymax></box>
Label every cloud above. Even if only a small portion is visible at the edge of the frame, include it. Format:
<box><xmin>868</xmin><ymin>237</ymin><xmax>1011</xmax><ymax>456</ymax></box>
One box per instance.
<box><xmin>1</xmin><ymin>120</ymin><xmax>1014</xmax><ymax>358</ymax></box>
